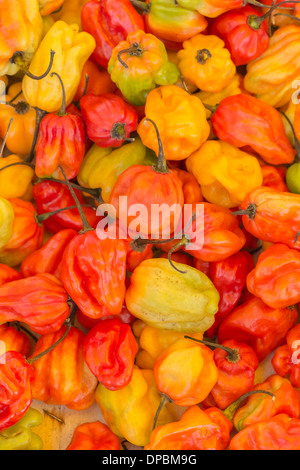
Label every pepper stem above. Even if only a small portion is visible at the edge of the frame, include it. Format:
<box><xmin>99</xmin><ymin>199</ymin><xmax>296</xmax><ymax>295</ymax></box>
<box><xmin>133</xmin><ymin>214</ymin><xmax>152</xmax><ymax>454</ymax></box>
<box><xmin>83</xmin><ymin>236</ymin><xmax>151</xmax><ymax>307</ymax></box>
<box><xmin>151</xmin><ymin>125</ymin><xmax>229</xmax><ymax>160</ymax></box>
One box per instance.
<box><xmin>145</xmin><ymin>118</ymin><xmax>169</xmax><ymax>174</ymax></box>
<box><xmin>168</xmin><ymin>237</ymin><xmax>189</xmax><ymax>274</ymax></box>
<box><xmin>12</xmin><ymin>49</ymin><xmax>55</xmax><ymax>81</ymax></box>
<box><xmin>35</xmin><ymin>204</ymin><xmax>92</xmax><ymax>225</ymax></box>
<box><xmin>0</xmin><ymin>118</ymin><xmax>13</xmax><ymax>158</ymax></box>
<box><xmin>195</xmin><ymin>49</ymin><xmax>212</xmax><ymax>65</ymax></box>
<box><xmin>0</xmin><ymin>161</ymin><xmax>35</xmax><ymax>173</ymax></box>
<box><xmin>280</xmin><ymin>111</ymin><xmax>300</xmax><ymax>162</ymax></box>
<box><xmin>222</xmin><ymin>390</ymin><xmax>276</xmax><ymax>422</ymax></box>
<box><xmin>51</xmin><ymin>72</ymin><xmax>67</xmax><ymax>116</ymax></box>
<box><xmin>28</xmin><ymin>107</ymin><xmax>47</xmax><ymax>162</ymax></box>
<box><xmin>130</xmin><ymin>0</ymin><xmax>151</xmax><ymax>12</ymax></box>
<box><xmin>117</xmin><ymin>42</ymin><xmax>143</xmax><ymax>69</ymax></box>
<box><xmin>152</xmin><ymin>394</ymin><xmax>172</xmax><ymax>431</ymax></box>
<box><xmin>8</xmin><ymin>90</ymin><xmax>23</xmax><ymax>105</ymax></box>
<box><xmin>35</xmin><ymin>177</ymin><xmax>104</xmax><ymax>204</ymax></box>
<box><xmin>231</xmin><ymin>204</ymin><xmax>257</xmax><ymax>220</ymax></box>
<box><xmin>184</xmin><ymin>336</ymin><xmax>240</xmax><ymax>363</ymax></box>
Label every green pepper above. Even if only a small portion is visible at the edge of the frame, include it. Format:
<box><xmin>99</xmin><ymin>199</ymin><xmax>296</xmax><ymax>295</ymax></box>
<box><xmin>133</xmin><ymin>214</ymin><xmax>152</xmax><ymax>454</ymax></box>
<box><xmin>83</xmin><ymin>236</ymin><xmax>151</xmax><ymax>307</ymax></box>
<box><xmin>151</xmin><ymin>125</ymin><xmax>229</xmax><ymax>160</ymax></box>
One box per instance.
<box><xmin>77</xmin><ymin>137</ymin><xmax>157</xmax><ymax>203</ymax></box>
<box><xmin>0</xmin><ymin>408</ymin><xmax>43</xmax><ymax>450</ymax></box>
<box><xmin>286</xmin><ymin>162</ymin><xmax>300</xmax><ymax>195</ymax></box>
<box><xmin>107</xmin><ymin>29</ymin><xmax>180</xmax><ymax>106</ymax></box>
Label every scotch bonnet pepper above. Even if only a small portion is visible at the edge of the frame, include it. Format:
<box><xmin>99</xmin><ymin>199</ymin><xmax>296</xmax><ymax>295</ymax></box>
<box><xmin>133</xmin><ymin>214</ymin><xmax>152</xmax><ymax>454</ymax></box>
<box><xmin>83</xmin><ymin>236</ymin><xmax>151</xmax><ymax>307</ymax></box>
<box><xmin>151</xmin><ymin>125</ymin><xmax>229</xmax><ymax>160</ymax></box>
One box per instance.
<box><xmin>0</xmin><ymin>197</ymin><xmax>14</xmax><ymax>250</ymax></box>
<box><xmin>272</xmin><ymin>324</ymin><xmax>300</xmax><ymax>388</ymax></box>
<box><xmin>0</xmin><ymin>155</ymin><xmax>35</xmax><ymax>200</ymax></box>
<box><xmin>66</xmin><ymin>421</ymin><xmax>120</xmax><ymax>451</ymax></box>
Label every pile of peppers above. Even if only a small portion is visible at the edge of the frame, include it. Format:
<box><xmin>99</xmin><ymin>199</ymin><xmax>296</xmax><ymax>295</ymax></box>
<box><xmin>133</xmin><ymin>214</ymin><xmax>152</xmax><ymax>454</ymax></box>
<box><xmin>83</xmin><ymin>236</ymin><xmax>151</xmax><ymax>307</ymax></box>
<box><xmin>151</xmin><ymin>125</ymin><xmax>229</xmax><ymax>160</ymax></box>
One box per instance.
<box><xmin>1</xmin><ymin>0</ymin><xmax>300</xmax><ymax>452</ymax></box>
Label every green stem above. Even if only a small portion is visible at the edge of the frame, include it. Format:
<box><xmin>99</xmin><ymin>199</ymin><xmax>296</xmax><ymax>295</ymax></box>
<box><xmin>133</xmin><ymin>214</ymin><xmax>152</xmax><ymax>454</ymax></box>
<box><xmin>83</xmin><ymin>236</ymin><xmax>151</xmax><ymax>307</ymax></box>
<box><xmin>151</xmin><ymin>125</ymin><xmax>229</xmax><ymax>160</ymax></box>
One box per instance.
<box><xmin>145</xmin><ymin>119</ymin><xmax>169</xmax><ymax>174</ymax></box>
<box><xmin>231</xmin><ymin>204</ymin><xmax>257</xmax><ymax>220</ymax></box>
<box><xmin>12</xmin><ymin>49</ymin><xmax>55</xmax><ymax>81</ymax></box>
<box><xmin>130</xmin><ymin>0</ymin><xmax>151</xmax><ymax>12</ymax></box>
<box><xmin>223</xmin><ymin>390</ymin><xmax>276</xmax><ymax>422</ymax></box>
<box><xmin>35</xmin><ymin>177</ymin><xmax>104</xmax><ymax>204</ymax></box>
<box><xmin>51</xmin><ymin>72</ymin><xmax>66</xmax><ymax>116</ymax></box>
<box><xmin>28</xmin><ymin>107</ymin><xmax>47</xmax><ymax>162</ymax></box>
<box><xmin>117</xmin><ymin>42</ymin><xmax>143</xmax><ymax>69</ymax></box>
<box><xmin>35</xmin><ymin>204</ymin><xmax>92</xmax><ymax>225</ymax></box>
<box><xmin>184</xmin><ymin>336</ymin><xmax>240</xmax><ymax>363</ymax></box>
<box><xmin>152</xmin><ymin>394</ymin><xmax>172</xmax><ymax>431</ymax></box>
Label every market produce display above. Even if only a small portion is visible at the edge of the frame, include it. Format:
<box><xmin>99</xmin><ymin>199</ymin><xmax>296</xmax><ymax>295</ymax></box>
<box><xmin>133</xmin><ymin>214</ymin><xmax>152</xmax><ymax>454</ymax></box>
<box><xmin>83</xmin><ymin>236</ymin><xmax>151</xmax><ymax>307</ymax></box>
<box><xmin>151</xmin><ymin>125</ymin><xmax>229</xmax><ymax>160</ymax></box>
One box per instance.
<box><xmin>2</xmin><ymin>0</ymin><xmax>300</xmax><ymax>452</ymax></box>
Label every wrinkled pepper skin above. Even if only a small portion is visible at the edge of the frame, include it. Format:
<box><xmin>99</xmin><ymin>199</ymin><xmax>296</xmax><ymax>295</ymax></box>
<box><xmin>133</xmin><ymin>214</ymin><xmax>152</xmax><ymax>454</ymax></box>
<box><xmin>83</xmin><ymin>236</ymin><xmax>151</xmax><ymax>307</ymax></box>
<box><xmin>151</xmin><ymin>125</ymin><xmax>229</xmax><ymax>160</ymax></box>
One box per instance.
<box><xmin>125</xmin><ymin>258</ymin><xmax>220</xmax><ymax>333</ymax></box>
<box><xmin>247</xmin><ymin>243</ymin><xmax>300</xmax><ymax>309</ymax></box>
<box><xmin>137</xmin><ymin>86</ymin><xmax>210</xmax><ymax>161</ymax></box>
<box><xmin>145</xmin><ymin>405</ymin><xmax>233</xmax><ymax>450</ymax></box>
<box><xmin>230</xmin><ymin>414</ymin><xmax>300</xmax><ymax>450</ymax></box>
<box><xmin>218</xmin><ymin>296</ymin><xmax>298</xmax><ymax>362</ymax></box>
<box><xmin>211</xmin><ymin>94</ymin><xmax>296</xmax><ymax>165</ymax></box>
<box><xmin>0</xmin><ymin>351</ymin><xmax>34</xmax><ymax>432</ymax></box>
<box><xmin>78</xmin><ymin>138</ymin><xmax>156</xmax><ymax>203</ymax></box>
<box><xmin>206</xmin><ymin>251</ymin><xmax>254</xmax><ymax>338</ymax></box>
<box><xmin>60</xmin><ymin>231</ymin><xmax>127</xmax><ymax>319</ymax></box>
<box><xmin>0</xmin><ymin>197</ymin><xmax>14</xmax><ymax>250</ymax></box>
<box><xmin>0</xmin><ymin>264</ymin><xmax>22</xmax><ymax>287</ymax></box>
<box><xmin>244</xmin><ymin>25</ymin><xmax>300</xmax><ymax>108</ymax></box>
<box><xmin>30</xmin><ymin>326</ymin><xmax>97</xmax><ymax>410</ymax></box>
<box><xmin>80</xmin><ymin>93</ymin><xmax>138</xmax><ymax>148</ymax></box>
<box><xmin>238</xmin><ymin>187</ymin><xmax>300</xmax><ymax>250</ymax></box>
<box><xmin>0</xmin><ymin>155</ymin><xmax>35</xmax><ymax>200</ymax></box>
<box><xmin>81</xmin><ymin>0</ymin><xmax>145</xmax><ymax>69</ymax></box>
<box><xmin>108</xmin><ymin>30</ymin><xmax>180</xmax><ymax>106</ymax></box>
<box><xmin>33</xmin><ymin>180</ymin><xmax>99</xmax><ymax>234</ymax></box>
<box><xmin>22</xmin><ymin>21</ymin><xmax>96</xmax><ymax>113</ymax></box>
<box><xmin>210</xmin><ymin>6</ymin><xmax>269</xmax><ymax>66</ymax></box>
<box><xmin>177</xmin><ymin>34</ymin><xmax>236</xmax><ymax>93</ymax></box>
<box><xmin>0</xmin><ymin>407</ymin><xmax>43</xmax><ymax>450</ymax></box>
<box><xmin>186</xmin><ymin>140</ymin><xmax>263</xmax><ymax>209</ymax></box>
<box><xmin>83</xmin><ymin>318</ymin><xmax>138</xmax><ymax>391</ymax></box>
<box><xmin>272</xmin><ymin>324</ymin><xmax>300</xmax><ymax>389</ymax></box>
<box><xmin>20</xmin><ymin>229</ymin><xmax>77</xmax><ymax>280</ymax></box>
<box><xmin>0</xmin><ymin>0</ymin><xmax>43</xmax><ymax>76</ymax></box>
<box><xmin>95</xmin><ymin>367</ymin><xmax>174</xmax><ymax>447</ymax></box>
<box><xmin>0</xmin><ymin>199</ymin><xmax>44</xmax><ymax>267</ymax></box>
<box><xmin>66</xmin><ymin>421</ymin><xmax>120</xmax><ymax>450</ymax></box>
<box><xmin>0</xmin><ymin>324</ymin><xmax>31</xmax><ymax>358</ymax></box>
<box><xmin>153</xmin><ymin>337</ymin><xmax>218</xmax><ymax>406</ymax></box>
<box><xmin>233</xmin><ymin>375</ymin><xmax>300</xmax><ymax>432</ymax></box>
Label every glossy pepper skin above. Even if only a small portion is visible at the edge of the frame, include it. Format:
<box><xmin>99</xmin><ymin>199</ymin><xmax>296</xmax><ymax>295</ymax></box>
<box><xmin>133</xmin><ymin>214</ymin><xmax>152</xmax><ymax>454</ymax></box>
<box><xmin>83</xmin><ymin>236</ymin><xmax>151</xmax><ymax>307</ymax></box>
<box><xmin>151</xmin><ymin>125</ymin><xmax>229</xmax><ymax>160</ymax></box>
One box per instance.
<box><xmin>95</xmin><ymin>367</ymin><xmax>174</xmax><ymax>447</ymax></box>
<box><xmin>193</xmin><ymin>0</ymin><xmax>244</xmax><ymax>17</ymax></box>
<box><xmin>0</xmin><ymin>264</ymin><xmax>22</xmax><ymax>287</ymax></box>
<box><xmin>0</xmin><ymin>324</ymin><xmax>31</xmax><ymax>358</ymax></box>
<box><xmin>244</xmin><ymin>25</ymin><xmax>300</xmax><ymax>108</ymax></box>
<box><xmin>154</xmin><ymin>337</ymin><xmax>218</xmax><ymax>406</ymax></box>
<box><xmin>66</xmin><ymin>421</ymin><xmax>120</xmax><ymax>450</ymax></box>
<box><xmin>30</xmin><ymin>326</ymin><xmax>97</xmax><ymax>410</ymax></box>
<box><xmin>0</xmin><ymin>0</ymin><xmax>43</xmax><ymax>76</ymax></box>
<box><xmin>108</xmin><ymin>30</ymin><xmax>180</xmax><ymax>106</ymax></box>
<box><xmin>22</xmin><ymin>21</ymin><xmax>96</xmax><ymax>113</ymax></box>
<box><xmin>137</xmin><ymin>86</ymin><xmax>210</xmax><ymax>161</ymax></box>
<box><xmin>0</xmin><ymin>407</ymin><xmax>43</xmax><ymax>450</ymax></box>
<box><xmin>81</xmin><ymin>0</ymin><xmax>145</xmax><ymax>69</ymax></box>
<box><xmin>177</xmin><ymin>34</ymin><xmax>236</xmax><ymax>93</ymax></box>
<box><xmin>272</xmin><ymin>324</ymin><xmax>300</xmax><ymax>388</ymax></box>
<box><xmin>233</xmin><ymin>375</ymin><xmax>300</xmax><ymax>432</ymax></box>
<box><xmin>80</xmin><ymin>93</ymin><xmax>138</xmax><ymax>148</ymax></box>
<box><xmin>83</xmin><ymin>318</ymin><xmax>138</xmax><ymax>391</ymax></box>
<box><xmin>145</xmin><ymin>405</ymin><xmax>233</xmax><ymax>450</ymax></box>
<box><xmin>261</xmin><ymin>165</ymin><xmax>288</xmax><ymax>192</ymax></box>
<box><xmin>210</xmin><ymin>6</ymin><xmax>269</xmax><ymax>66</ymax></box>
<box><xmin>0</xmin><ymin>101</ymin><xmax>36</xmax><ymax>157</ymax></box>
<box><xmin>247</xmin><ymin>243</ymin><xmax>300</xmax><ymax>309</ymax></box>
<box><xmin>230</xmin><ymin>414</ymin><xmax>300</xmax><ymax>450</ymax></box>
<box><xmin>0</xmin><ymin>351</ymin><xmax>34</xmax><ymax>432</ymax></box>
<box><xmin>211</xmin><ymin>94</ymin><xmax>296</xmax><ymax>165</ymax></box>
<box><xmin>78</xmin><ymin>138</ymin><xmax>156</xmax><ymax>203</ymax></box>
<box><xmin>218</xmin><ymin>296</ymin><xmax>298</xmax><ymax>362</ymax></box>
<box><xmin>206</xmin><ymin>251</ymin><xmax>254</xmax><ymax>338</ymax></box>
<box><xmin>0</xmin><ymin>155</ymin><xmax>34</xmax><ymax>200</ymax></box>
<box><xmin>0</xmin><ymin>274</ymin><xmax>70</xmax><ymax>335</ymax></box>
<box><xmin>20</xmin><ymin>229</ymin><xmax>77</xmax><ymax>280</ymax></box>
<box><xmin>73</xmin><ymin>60</ymin><xmax>116</xmax><ymax>102</ymax></box>
<box><xmin>0</xmin><ymin>199</ymin><xmax>44</xmax><ymax>267</ymax></box>
<box><xmin>125</xmin><ymin>258</ymin><xmax>220</xmax><ymax>333</ymax></box>
<box><xmin>0</xmin><ymin>197</ymin><xmax>14</xmax><ymax>250</ymax></box>
<box><xmin>186</xmin><ymin>140</ymin><xmax>263</xmax><ymax>209</ymax></box>
<box><xmin>35</xmin><ymin>103</ymin><xmax>86</xmax><ymax>181</ymax></box>
<box><xmin>33</xmin><ymin>180</ymin><xmax>99</xmax><ymax>234</ymax></box>
<box><xmin>60</xmin><ymin>231</ymin><xmax>127</xmax><ymax>319</ymax></box>
<box><xmin>238</xmin><ymin>187</ymin><xmax>300</xmax><ymax>250</ymax></box>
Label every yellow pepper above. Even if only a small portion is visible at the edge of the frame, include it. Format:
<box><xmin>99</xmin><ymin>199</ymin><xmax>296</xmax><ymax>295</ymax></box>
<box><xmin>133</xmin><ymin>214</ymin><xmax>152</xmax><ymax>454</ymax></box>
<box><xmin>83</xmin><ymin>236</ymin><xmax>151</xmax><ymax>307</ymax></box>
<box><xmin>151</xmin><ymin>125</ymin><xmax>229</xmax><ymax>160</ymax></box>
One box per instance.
<box><xmin>52</xmin><ymin>0</ymin><xmax>90</xmax><ymax>28</ymax></box>
<box><xmin>22</xmin><ymin>20</ymin><xmax>96</xmax><ymax>112</ymax></box>
<box><xmin>0</xmin><ymin>408</ymin><xmax>43</xmax><ymax>450</ymax></box>
<box><xmin>244</xmin><ymin>25</ymin><xmax>300</xmax><ymax>108</ymax></box>
<box><xmin>0</xmin><ymin>0</ymin><xmax>43</xmax><ymax>77</ymax></box>
<box><xmin>0</xmin><ymin>156</ymin><xmax>34</xmax><ymax>200</ymax></box>
<box><xmin>0</xmin><ymin>197</ymin><xmax>15</xmax><ymax>249</ymax></box>
<box><xmin>41</xmin><ymin>14</ymin><xmax>56</xmax><ymax>38</ymax></box>
<box><xmin>95</xmin><ymin>367</ymin><xmax>174</xmax><ymax>447</ymax></box>
<box><xmin>137</xmin><ymin>85</ymin><xmax>210</xmax><ymax>161</ymax></box>
<box><xmin>186</xmin><ymin>140</ymin><xmax>263</xmax><ymax>209</ymax></box>
<box><xmin>39</xmin><ymin>0</ymin><xmax>64</xmax><ymax>16</ymax></box>
<box><xmin>177</xmin><ymin>33</ymin><xmax>236</xmax><ymax>93</ymax></box>
<box><xmin>77</xmin><ymin>138</ymin><xmax>156</xmax><ymax>203</ymax></box>
<box><xmin>125</xmin><ymin>258</ymin><xmax>220</xmax><ymax>333</ymax></box>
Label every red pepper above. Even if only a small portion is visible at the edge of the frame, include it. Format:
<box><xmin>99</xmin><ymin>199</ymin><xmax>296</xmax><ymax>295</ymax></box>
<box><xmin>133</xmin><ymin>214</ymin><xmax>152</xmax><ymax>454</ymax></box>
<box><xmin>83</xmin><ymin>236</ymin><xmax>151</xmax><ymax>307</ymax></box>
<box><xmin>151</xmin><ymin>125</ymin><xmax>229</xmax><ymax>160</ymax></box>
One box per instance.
<box><xmin>21</xmin><ymin>229</ymin><xmax>77</xmax><ymax>280</ymax></box>
<box><xmin>261</xmin><ymin>165</ymin><xmax>288</xmax><ymax>192</ymax></box>
<box><xmin>83</xmin><ymin>318</ymin><xmax>138</xmax><ymax>390</ymax></box>
<box><xmin>210</xmin><ymin>5</ymin><xmax>269</xmax><ymax>66</ymax></box>
<box><xmin>218</xmin><ymin>296</ymin><xmax>298</xmax><ymax>361</ymax></box>
<box><xmin>0</xmin><ymin>274</ymin><xmax>70</xmax><ymax>335</ymax></box>
<box><xmin>73</xmin><ymin>60</ymin><xmax>117</xmax><ymax>102</ymax></box>
<box><xmin>206</xmin><ymin>251</ymin><xmax>254</xmax><ymax>337</ymax></box>
<box><xmin>35</xmin><ymin>73</ymin><xmax>86</xmax><ymax>181</ymax></box>
<box><xmin>272</xmin><ymin>324</ymin><xmax>300</xmax><ymax>389</ymax></box>
<box><xmin>77</xmin><ymin>304</ymin><xmax>136</xmax><ymax>330</ymax></box>
<box><xmin>81</xmin><ymin>0</ymin><xmax>145</xmax><ymax>68</ymax></box>
<box><xmin>66</xmin><ymin>421</ymin><xmax>121</xmax><ymax>450</ymax></box>
<box><xmin>80</xmin><ymin>93</ymin><xmax>138</xmax><ymax>148</ymax></box>
<box><xmin>0</xmin><ymin>264</ymin><xmax>22</xmax><ymax>287</ymax></box>
<box><xmin>33</xmin><ymin>181</ymin><xmax>99</xmax><ymax>234</ymax></box>
<box><xmin>0</xmin><ymin>351</ymin><xmax>34</xmax><ymax>432</ymax></box>
<box><xmin>211</xmin><ymin>94</ymin><xmax>296</xmax><ymax>165</ymax></box>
